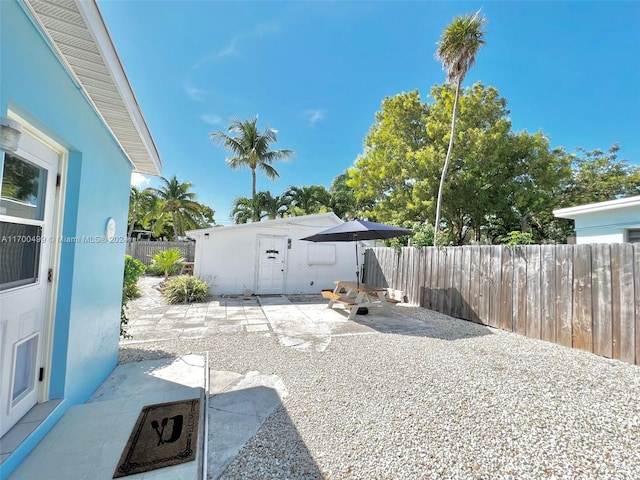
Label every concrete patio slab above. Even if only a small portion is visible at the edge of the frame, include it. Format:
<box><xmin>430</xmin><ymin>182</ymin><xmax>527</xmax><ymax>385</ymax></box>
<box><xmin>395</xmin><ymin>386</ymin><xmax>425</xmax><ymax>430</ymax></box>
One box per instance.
<box><xmin>208</xmin><ymin>371</ymin><xmax>288</xmax><ymax>479</ymax></box>
<box><xmin>9</xmin><ymin>355</ymin><xmax>206</xmax><ymax>480</ymax></box>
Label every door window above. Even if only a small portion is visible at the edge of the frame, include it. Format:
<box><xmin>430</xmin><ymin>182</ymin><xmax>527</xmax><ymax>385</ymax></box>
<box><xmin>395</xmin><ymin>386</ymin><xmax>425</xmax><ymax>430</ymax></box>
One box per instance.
<box><xmin>0</xmin><ymin>153</ymin><xmax>47</xmax><ymax>290</ymax></box>
<box><xmin>1</xmin><ymin>153</ymin><xmax>48</xmax><ymax>220</ymax></box>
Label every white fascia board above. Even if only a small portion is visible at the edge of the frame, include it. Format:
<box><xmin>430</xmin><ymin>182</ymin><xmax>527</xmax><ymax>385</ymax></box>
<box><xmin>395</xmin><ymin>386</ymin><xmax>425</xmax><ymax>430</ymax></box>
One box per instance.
<box><xmin>553</xmin><ymin>195</ymin><xmax>640</xmax><ymax>219</ymax></box>
<box><xmin>75</xmin><ymin>0</ymin><xmax>162</xmax><ymax>175</ymax></box>
<box><xmin>186</xmin><ymin>212</ymin><xmax>344</xmax><ymax>237</ymax></box>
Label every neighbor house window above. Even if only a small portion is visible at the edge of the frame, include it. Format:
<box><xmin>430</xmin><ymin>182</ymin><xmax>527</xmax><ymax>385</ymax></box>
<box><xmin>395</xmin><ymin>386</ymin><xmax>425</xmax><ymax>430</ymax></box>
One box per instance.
<box><xmin>627</xmin><ymin>229</ymin><xmax>640</xmax><ymax>243</ymax></box>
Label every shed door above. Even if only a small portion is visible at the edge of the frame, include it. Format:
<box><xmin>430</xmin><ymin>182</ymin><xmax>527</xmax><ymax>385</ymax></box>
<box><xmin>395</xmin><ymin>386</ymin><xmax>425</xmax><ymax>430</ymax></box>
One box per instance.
<box><xmin>0</xmin><ymin>136</ymin><xmax>58</xmax><ymax>437</ymax></box>
<box><xmin>255</xmin><ymin>235</ymin><xmax>287</xmax><ymax>295</ymax></box>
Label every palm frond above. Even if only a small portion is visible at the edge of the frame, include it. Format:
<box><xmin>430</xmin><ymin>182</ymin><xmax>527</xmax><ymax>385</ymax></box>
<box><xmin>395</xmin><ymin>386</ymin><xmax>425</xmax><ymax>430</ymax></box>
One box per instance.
<box><xmin>435</xmin><ymin>10</ymin><xmax>487</xmax><ymax>84</ymax></box>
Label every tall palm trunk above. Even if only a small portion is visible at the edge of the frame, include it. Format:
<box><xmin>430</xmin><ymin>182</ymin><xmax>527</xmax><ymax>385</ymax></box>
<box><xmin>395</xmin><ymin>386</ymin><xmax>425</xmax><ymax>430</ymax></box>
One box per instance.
<box><xmin>434</xmin><ymin>77</ymin><xmax>462</xmax><ymax>246</ymax></box>
<box><xmin>251</xmin><ymin>168</ymin><xmax>258</xmax><ymax>221</ymax></box>
<box><xmin>128</xmin><ymin>203</ymin><xmax>137</xmax><ymax>238</ymax></box>
<box><xmin>171</xmin><ymin>212</ymin><xmax>179</xmax><ymax>240</ymax></box>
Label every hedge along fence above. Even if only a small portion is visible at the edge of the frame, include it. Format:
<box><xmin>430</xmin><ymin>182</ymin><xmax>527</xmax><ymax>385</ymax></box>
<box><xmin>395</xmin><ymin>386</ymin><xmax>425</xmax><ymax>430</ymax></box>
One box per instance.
<box><xmin>126</xmin><ymin>240</ymin><xmax>195</xmax><ymax>267</ymax></box>
<box><xmin>363</xmin><ymin>244</ymin><xmax>640</xmax><ymax>366</ymax></box>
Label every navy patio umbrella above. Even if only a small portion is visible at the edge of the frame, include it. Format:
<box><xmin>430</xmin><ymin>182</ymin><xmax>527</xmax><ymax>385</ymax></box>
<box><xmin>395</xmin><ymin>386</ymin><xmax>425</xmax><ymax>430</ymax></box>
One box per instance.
<box><xmin>301</xmin><ymin>220</ymin><xmax>412</xmax><ymax>285</ymax></box>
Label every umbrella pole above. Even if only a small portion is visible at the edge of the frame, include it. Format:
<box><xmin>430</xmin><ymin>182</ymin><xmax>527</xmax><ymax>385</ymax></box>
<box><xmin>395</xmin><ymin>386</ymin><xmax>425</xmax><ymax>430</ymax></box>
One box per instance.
<box><xmin>355</xmin><ymin>242</ymin><xmax>359</xmax><ymax>287</ymax></box>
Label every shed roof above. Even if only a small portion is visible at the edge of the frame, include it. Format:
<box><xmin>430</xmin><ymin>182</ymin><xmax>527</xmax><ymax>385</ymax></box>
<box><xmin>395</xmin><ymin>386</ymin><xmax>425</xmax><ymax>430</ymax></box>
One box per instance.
<box><xmin>186</xmin><ymin>213</ymin><xmax>343</xmax><ymax>237</ymax></box>
<box><xmin>553</xmin><ymin>195</ymin><xmax>640</xmax><ymax>219</ymax></box>
<box><xmin>23</xmin><ymin>0</ymin><xmax>162</xmax><ymax>175</ymax></box>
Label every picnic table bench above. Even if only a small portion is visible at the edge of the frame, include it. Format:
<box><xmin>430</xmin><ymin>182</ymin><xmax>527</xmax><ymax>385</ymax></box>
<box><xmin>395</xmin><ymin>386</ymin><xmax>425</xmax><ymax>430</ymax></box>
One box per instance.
<box><xmin>323</xmin><ymin>280</ymin><xmax>395</xmax><ymax>320</ymax></box>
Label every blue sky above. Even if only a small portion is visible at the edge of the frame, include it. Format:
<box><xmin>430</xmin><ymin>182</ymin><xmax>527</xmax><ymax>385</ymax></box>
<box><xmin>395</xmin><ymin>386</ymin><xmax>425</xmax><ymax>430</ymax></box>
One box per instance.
<box><xmin>98</xmin><ymin>1</ymin><xmax>640</xmax><ymax>225</ymax></box>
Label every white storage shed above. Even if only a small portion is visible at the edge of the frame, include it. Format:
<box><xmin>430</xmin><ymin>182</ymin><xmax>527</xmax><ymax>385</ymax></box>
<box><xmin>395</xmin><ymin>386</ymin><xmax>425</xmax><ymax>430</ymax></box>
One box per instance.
<box><xmin>186</xmin><ymin>213</ymin><xmax>361</xmax><ymax>295</ymax></box>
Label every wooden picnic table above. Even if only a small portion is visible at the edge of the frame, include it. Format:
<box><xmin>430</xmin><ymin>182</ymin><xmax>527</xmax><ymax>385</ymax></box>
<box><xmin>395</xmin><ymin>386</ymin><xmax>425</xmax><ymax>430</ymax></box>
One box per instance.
<box><xmin>321</xmin><ymin>280</ymin><xmax>397</xmax><ymax>320</ymax></box>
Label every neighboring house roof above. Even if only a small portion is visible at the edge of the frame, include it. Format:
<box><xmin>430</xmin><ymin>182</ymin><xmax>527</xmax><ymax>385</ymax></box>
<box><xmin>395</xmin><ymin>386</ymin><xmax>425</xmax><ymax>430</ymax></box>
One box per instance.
<box><xmin>23</xmin><ymin>0</ymin><xmax>162</xmax><ymax>175</ymax></box>
<box><xmin>186</xmin><ymin>212</ymin><xmax>343</xmax><ymax>237</ymax></box>
<box><xmin>553</xmin><ymin>195</ymin><xmax>640</xmax><ymax>219</ymax></box>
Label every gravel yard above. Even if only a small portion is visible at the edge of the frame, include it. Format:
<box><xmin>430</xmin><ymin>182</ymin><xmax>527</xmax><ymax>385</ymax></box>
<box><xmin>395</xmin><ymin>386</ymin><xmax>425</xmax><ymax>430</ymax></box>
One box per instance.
<box><xmin>121</xmin><ymin>290</ymin><xmax>640</xmax><ymax>479</ymax></box>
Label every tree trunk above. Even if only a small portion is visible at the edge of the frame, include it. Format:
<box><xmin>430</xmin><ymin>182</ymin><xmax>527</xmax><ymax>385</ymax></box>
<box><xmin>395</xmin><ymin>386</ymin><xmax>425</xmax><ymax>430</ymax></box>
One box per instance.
<box><xmin>171</xmin><ymin>212</ymin><xmax>179</xmax><ymax>241</ymax></box>
<box><xmin>128</xmin><ymin>204</ymin><xmax>137</xmax><ymax>238</ymax></box>
<box><xmin>434</xmin><ymin>77</ymin><xmax>462</xmax><ymax>246</ymax></box>
<box><xmin>251</xmin><ymin>168</ymin><xmax>258</xmax><ymax>222</ymax></box>
<box><xmin>520</xmin><ymin>212</ymin><xmax>533</xmax><ymax>233</ymax></box>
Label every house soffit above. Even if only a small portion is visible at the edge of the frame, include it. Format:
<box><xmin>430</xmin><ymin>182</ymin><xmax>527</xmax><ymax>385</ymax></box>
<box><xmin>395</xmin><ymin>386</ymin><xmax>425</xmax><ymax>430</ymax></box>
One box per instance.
<box><xmin>553</xmin><ymin>195</ymin><xmax>640</xmax><ymax>219</ymax></box>
<box><xmin>23</xmin><ymin>0</ymin><xmax>162</xmax><ymax>175</ymax></box>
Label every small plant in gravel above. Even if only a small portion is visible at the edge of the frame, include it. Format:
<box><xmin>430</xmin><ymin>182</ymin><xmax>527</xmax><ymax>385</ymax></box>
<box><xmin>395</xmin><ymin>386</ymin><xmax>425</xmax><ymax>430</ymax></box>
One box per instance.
<box><xmin>149</xmin><ymin>248</ymin><xmax>185</xmax><ymax>280</ymax></box>
<box><xmin>162</xmin><ymin>275</ymin><xmax>209</xmax><ymax>304</ymax></box>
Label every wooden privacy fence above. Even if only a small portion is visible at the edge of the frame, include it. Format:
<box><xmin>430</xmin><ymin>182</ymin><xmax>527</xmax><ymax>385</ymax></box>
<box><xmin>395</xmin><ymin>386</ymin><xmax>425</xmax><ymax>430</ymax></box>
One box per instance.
<box><xmin>363</xmin><ymin>244</ymin><xmax>640</xmax><ymax>366</ymax></box>
<box><xmin>126</xmin><ymin>240</ymin><xmax>195</xmax><ymax>266</ymax></box>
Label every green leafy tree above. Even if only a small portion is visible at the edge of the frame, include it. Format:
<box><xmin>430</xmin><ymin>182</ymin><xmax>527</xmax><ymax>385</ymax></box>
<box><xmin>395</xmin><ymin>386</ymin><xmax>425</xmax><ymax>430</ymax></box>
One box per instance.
<box><xmin>350</xmin><ymin>90</ymin><xmax>431</xmax><ymax>224</ymax></box>
<box><xmin>210</xmin><ymin>116</ymin><xmax>294</xmax><ymax>220</ymax></box>
<box><xmin>543</xmin><ymin>144</ymin><xmax>640</xmax><ymax>243</ymax></box>
<box><xmin>195</xmin><ymin>205</ymin><xmax>217</xmax><ymax>229</ymax></box>
<box><xmin>351</xmin><ymin>83</ymin><xmax>572</xmax><ymax>245</ymax></box>
<box><xmin>329</xmin><ymin>171</ymin><xmax>362</xmax><ymax>220</ymax></box>
<box><xmin>388</xmin><ymin>221</ymin><xmax>434</xmax><ymax>247</ymax></box>
<box><xmin>564</xmin><ymin>144</ymin><xmax>640</xmax><ymax>205</ymax></box>
<box><xmin>433</xmin><ymin>10</ymin><xmax>487</xmax><ymax>244</ymax></box>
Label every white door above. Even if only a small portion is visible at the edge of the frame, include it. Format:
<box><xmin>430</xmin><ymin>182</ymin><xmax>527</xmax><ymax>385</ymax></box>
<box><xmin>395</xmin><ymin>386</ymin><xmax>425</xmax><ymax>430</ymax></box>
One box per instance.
<box><xmin>0</xmin><ymin>134</ymin><xmax>58</xmax><ymax>437</ymax></box>
<box><xmin>255</xmin><ymin>235</ymin><xmax>287</xmax><ymax>295</ymax></box>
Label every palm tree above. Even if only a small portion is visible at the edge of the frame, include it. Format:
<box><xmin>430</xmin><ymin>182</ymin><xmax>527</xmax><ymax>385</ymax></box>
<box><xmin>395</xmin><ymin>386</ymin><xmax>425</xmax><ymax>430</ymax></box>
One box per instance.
<box><xmin>231</xmin><ymin>191</ymin><xmax>288</xmax><ymax>223</ymax></box>
<box><xmin>257</xmin><ymin>191</ymin><xmax>289</xmax><ymax>219</ymax></box>
<box><xmin>127</xmin><ymin>186</ymin><xmax>154</xmax><ymax>238</ymax></box>
<box><xmin>210</xmin><ymin>116</ymin><xmax>294</xmax><ymax>221</ymax></box>
<box><xmin>148</xmin><ymin>176</ymin><xmax>208</xmax><ymax>240</ymax></box>
<box><xmin>433</xmin><ymin>10</ymin><xmax>487</xmax><ymax>244</ymax></box>
<box><xmin>283</xmin><ymin>185</ymin><xmax>331</xmax><ymax>215</ymax></box>
<box><xmin>231</xmin><ymin>195</ymin><xmax>263</xmax><ymax>224</ymax></box>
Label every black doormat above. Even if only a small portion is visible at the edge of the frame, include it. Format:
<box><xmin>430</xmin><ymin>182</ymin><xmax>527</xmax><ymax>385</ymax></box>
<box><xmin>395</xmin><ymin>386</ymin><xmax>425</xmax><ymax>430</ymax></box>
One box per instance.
<box><xmin>113</xmin><ymin>398</ymin><xmax>200</xmax><ymax>478</ymax></box>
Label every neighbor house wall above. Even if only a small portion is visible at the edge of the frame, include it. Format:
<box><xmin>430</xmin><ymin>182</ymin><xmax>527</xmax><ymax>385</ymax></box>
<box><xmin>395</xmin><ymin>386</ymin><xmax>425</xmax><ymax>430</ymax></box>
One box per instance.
<box><xmin>1</xmin><ymin>0</ymin><xmax>131</xmax><ymax>407</ymax></box>
<box><xmin>573</xmin><ymin>206</ymin><xmax>640</xmax><ymax>244</ymax></box>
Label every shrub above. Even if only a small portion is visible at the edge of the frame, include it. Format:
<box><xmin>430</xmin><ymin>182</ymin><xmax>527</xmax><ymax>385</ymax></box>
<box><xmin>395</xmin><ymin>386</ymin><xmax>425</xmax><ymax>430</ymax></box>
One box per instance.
<box><xmin>123</xmin><ymin>255</ymin><xmax>146</xmax><ymax>298</ymax></box>
<box><xmin>121</xmin><ymin>255</ymin><xmax>146</xmax><ymax>338</ymax></box>
<box><xmin>502</xmin><ymin>231</ymin><xmax>535</xmax><ymax>245</ymax></box>
<box><xmin>149</xmin><ymin>248</ymin><xmax>185</xmax><ymax>279</ymax></box>
<box><xmin>162</xmin><ymin>275</ymin><xmax>209</xmax><ymax>304</ymax></box>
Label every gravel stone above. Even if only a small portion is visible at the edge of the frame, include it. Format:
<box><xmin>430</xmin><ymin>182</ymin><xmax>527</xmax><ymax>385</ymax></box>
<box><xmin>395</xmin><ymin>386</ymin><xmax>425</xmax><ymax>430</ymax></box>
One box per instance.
<box><xmin>120</xmin><ymin>302</ymin><xmax>640</xmax><ymax>479</ymax></box>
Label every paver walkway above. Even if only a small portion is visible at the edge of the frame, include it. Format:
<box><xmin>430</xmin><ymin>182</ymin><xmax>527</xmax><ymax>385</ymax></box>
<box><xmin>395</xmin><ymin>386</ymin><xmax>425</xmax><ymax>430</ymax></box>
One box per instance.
<box><xmin>125</xmin><ymin>276</ymin><xmax>434</xmax><ymax>352</ymax></box>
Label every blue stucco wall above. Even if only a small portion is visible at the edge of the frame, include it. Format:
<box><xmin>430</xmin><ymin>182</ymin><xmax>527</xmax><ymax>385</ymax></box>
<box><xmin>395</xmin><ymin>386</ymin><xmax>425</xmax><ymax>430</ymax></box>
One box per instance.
<box><xmin>1</xmin><ymin>2</ymin><xmax>133</xmax><ymax>474</ymax></box>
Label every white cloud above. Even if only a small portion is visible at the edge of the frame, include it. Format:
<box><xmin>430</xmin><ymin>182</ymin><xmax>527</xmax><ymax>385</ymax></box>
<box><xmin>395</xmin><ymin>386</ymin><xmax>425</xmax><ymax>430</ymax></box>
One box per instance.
<box><xmin>216</xmin><ymin>22</ymin><xmax>280</xmax><ymax>58</ymax></box>
<box><xmin>185</xmin><ymin>21</ymin><xmax>281</xmax><ymax>102</ymax></box>
<box><xmin>201</xmin><ymin>114</ymin><xmax>223</xmax><ymax>125</ymax></box>
<box><xmin>184</xmin><ymin>79</ymin><xmax>207</xmax><ymax>101</ymax></box>
<box><xmin>303</xmin><ymin>109</ymin><xmax>326</xmax><ymax>126</ymax></box>
<box><xmin>217</xmin><ymin>38</ymin><xmax>239</xmax><ymax>58</ymax></box>
<box><xmin>131</xmin><ymin>172</ymin><xmax>151</xmax><ymax>188</ymax></box>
